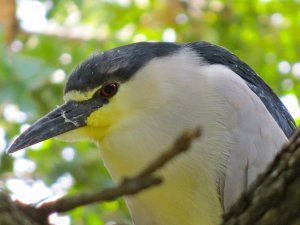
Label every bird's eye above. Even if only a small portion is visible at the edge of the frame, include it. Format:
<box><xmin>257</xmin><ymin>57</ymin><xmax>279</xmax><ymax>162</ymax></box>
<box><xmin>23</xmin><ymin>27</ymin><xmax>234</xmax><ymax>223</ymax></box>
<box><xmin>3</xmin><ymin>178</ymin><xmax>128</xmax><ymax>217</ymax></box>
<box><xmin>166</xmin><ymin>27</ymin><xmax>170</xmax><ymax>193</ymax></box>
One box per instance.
<box><xmin>99</xmin><ymin>82</ymin><xmax>119</xmax><ymax>98</ymax></box>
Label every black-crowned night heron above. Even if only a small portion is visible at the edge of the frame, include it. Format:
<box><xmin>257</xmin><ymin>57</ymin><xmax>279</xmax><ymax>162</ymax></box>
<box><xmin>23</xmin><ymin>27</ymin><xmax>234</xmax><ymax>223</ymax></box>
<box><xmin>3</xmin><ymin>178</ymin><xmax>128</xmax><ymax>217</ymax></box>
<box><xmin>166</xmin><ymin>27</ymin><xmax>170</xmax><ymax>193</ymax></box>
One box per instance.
<box><xmin>8</xmin><ymin>42</ymin><xmax>296</xmax><ymax>225</ymax></box>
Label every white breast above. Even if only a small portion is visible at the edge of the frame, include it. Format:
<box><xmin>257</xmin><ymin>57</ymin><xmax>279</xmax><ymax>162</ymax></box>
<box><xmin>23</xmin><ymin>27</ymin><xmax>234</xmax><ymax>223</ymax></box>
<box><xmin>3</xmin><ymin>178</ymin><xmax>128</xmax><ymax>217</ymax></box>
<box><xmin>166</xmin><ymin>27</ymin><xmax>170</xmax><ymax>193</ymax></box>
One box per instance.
<box><xmin>97</xmin><ymin>50</ymin><xmax>287</xmax><ymax>225</ymax></box>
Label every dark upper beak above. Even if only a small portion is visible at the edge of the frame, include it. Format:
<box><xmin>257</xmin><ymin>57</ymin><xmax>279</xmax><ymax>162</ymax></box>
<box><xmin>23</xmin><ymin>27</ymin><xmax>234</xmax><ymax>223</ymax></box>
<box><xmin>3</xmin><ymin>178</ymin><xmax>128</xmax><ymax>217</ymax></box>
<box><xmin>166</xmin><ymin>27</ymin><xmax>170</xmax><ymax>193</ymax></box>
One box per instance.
<box><xmin>7</xmin><ymin>98</ymin><xmax>107</xmax><ymax>153</ymax></box>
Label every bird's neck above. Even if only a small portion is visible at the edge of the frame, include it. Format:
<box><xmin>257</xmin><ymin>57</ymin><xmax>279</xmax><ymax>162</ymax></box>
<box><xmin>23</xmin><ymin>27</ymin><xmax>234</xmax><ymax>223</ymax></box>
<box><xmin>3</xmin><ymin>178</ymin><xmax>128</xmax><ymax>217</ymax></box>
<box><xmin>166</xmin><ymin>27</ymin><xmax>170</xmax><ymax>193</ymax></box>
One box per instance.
<box><xmin>98</xmin><ymin>111</ymin><xmax>226</xmax><ymax>225</ymax></box>
<box><xmin>99</xmin><ymin>139</ymin><xmax>223</xmax><ymax>225</ymax></box>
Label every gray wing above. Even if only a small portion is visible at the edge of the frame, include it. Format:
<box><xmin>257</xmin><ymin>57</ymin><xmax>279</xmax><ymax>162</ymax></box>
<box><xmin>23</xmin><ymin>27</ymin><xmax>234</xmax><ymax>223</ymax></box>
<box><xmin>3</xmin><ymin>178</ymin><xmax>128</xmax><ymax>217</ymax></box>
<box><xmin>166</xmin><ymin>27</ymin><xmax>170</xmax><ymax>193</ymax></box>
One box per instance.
<box><xmin>186</xmin><ymin>41</ymin><xmax>297</xmax><ymax>138</ymax></box>
<box><xmin>187</xmin><ymin>41</ymin><xmax>296</xmax><ymax>209</ymax></box>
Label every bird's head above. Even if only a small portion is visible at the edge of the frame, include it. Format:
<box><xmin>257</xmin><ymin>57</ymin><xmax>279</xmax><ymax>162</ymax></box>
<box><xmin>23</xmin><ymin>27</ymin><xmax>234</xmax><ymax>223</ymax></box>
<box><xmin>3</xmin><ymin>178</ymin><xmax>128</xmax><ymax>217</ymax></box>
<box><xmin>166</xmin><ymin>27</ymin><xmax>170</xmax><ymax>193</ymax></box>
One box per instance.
<box><xmin>7</xmin><ymin>42</ymin><xmax>182</xmax><ymax>153</ymax></box>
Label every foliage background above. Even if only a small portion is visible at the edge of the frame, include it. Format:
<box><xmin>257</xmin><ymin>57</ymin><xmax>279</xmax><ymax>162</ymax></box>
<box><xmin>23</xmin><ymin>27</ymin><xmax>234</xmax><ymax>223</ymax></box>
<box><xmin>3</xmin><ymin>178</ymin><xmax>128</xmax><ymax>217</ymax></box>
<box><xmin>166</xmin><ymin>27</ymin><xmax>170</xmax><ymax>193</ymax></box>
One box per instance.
<box><xmin>0</xmin><ymin>0</ymin><xmax>299</xmax><ymax>224</ymax></box>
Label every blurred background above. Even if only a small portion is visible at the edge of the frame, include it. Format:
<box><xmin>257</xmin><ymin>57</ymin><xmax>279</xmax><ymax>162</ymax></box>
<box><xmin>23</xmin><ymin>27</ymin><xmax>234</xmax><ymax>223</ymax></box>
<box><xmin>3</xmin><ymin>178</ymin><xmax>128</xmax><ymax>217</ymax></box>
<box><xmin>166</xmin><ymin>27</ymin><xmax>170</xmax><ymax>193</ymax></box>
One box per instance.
<box><xmin>0</xmin><ymin>0</ymin><xmax>299</xmax><ymax>224</ymax></box>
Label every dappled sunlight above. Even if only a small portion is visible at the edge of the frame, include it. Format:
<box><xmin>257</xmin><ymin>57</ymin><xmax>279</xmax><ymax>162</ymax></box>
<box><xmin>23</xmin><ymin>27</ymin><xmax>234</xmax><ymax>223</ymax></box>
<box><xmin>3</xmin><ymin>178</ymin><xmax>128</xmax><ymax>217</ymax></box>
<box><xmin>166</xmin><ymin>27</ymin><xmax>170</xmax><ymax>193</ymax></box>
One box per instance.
<box><xmin>61</xmin><ymin>147</ymin><xmax>76</xmax><ymax>161</ymax></box>
<box><xmin>3</xmin><ymin>104</ymin><xmax>27</xmax><ymax>123</ymax></box>
<box><xmin>13</xmin><ymin>158</ymin><xmax>36</xmax><ymax>176</ymax></box>
<box><xmin>7</xmin><ymin>178</ymin><xmax>53</xmax><ymax>204</ymax></box>
<box><xmin>0</xmin><ymin>127</ymin><xmax>7</xmax><ymax>154</ymax></box>
<box><xmin>281</xmin><ymin>94</ymin><xmax>300</xmax><ymax>119</ymax></box>
<box><xmin>292</xmin><ymin>62</ymin><xmax>300</xmax><ymax>78</ymax></box>
<box><xmin>17</xmin><ymin>0</ymin><xmax>48</xmax><ymax>32</ymax></box>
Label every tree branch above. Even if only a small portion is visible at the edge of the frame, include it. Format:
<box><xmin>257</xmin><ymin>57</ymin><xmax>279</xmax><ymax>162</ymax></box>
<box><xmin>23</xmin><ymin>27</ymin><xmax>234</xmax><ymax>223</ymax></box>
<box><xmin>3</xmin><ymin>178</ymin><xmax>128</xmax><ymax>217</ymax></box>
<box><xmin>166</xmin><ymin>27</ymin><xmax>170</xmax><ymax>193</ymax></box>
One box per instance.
<box><xmin>0</xmin><ymin>0</ymin><xmax>18</xmax><ymax>44</ymax></box>
<box><xmin>37</xmin><ymin>127</ymin><xmax>201</xmax><ymax>214</ymax></box>
<box><xmin>0</xmin><ymin>192</ymin><xmax>39</xmax><ymax>225</ymax></box>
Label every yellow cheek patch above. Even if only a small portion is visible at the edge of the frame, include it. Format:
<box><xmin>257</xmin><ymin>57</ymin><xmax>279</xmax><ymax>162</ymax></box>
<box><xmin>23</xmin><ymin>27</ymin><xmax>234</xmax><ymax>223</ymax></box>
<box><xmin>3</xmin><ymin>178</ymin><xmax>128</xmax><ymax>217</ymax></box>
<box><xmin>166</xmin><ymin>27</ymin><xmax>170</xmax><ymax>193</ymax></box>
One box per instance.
<box><xmin>83</xmin><ymin>106</ymin><xmax>121</xmax><ymax>141</ymax></box>
<box><xmin>86</xmin><ymin>97</ymin><xmax>121</xmax><ymax>130</ymax></box>
<box><xmin>76</xmin><ymin>126</ymin><xmax>108</xmax><ymax>141</ymax></box>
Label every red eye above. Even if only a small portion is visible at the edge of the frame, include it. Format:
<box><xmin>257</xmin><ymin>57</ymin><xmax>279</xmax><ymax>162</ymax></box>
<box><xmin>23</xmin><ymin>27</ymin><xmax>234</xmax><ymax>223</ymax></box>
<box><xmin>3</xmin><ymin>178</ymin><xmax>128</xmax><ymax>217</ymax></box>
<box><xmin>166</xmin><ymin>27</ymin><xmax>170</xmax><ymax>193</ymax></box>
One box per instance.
<box><xmin>99</xmin><ymin>82</ymin><xmax>119</xmax><ymax>98</ymax></box>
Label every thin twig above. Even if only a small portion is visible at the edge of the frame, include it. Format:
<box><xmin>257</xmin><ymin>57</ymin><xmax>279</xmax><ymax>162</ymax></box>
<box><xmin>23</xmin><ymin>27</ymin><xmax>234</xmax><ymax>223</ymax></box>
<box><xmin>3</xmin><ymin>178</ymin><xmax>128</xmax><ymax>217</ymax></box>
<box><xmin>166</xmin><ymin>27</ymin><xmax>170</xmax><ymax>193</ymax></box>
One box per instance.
<box><xmin>38</xmin><ymin>176</ymin><xmax>161</xmax><ymax>214</ymax></box>
<box><xmin>36</xmin><ymin>127</ymin><xmax>201</xmax><ymax>215</ymax></box>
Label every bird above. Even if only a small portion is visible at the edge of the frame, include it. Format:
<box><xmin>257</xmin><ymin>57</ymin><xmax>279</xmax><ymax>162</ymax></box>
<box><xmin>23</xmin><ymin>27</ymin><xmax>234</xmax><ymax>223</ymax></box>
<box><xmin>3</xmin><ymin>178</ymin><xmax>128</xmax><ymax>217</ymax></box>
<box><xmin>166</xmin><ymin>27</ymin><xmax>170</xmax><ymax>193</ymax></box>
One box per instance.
<box><xmin>8</xmin><ymin>41</ymin><xmax>296</xmax><ymax>225</ymax></box>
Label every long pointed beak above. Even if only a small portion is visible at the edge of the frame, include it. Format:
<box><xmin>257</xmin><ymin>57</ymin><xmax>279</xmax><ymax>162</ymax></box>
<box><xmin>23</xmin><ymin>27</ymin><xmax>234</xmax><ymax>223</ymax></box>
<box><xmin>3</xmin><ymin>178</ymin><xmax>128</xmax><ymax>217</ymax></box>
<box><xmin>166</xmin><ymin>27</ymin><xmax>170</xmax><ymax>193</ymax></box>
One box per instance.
<box><xmin>7</xmin><ymin>98</ymin><xmax>107</xmax><ymax>153</ymax></box>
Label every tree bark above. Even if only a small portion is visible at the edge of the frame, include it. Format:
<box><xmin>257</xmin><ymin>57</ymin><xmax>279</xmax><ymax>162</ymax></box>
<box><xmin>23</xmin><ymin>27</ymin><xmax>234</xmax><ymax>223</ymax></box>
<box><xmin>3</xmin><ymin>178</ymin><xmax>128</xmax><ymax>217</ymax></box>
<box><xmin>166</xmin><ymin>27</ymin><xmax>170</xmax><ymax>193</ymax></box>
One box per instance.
<box><xmin>221</xmin><ymin>130</ymin><xmax>300</xmax><ymax>225</ymax></box>
<box><xmin>0</xmin><ymin>192</ymin><xmax>40</xmax><ymax>225</ymax></box>
<box><xmin>0</xmin><ymin>0</ymin><xmax>18</xmax><ymax>44</ymax></box>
